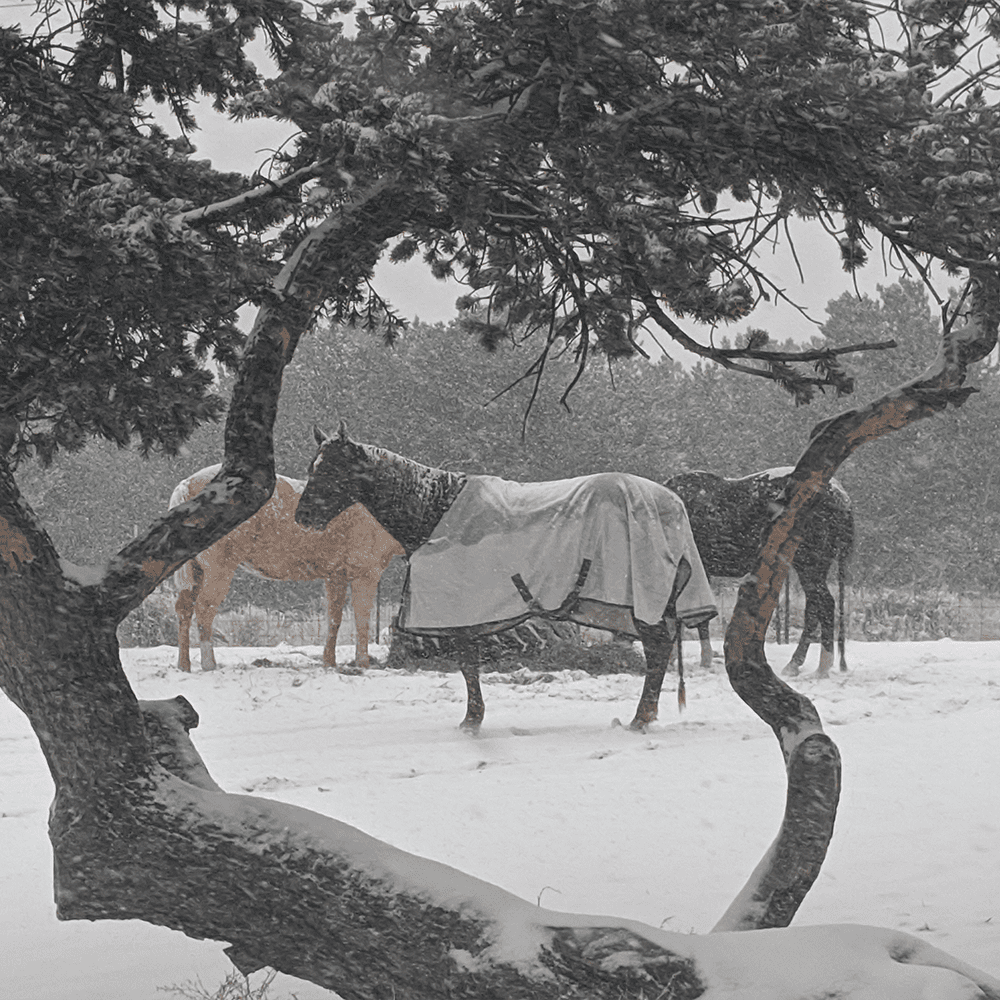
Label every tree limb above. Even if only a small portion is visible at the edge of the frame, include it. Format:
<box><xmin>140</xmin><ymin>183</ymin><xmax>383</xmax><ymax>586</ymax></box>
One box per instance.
<box><xmin>631</xmin><ymin>273</ymin><xmax>881</xmax><ymax>388</ymax></box>
<box><xmin>178</xmin><ymin>161</ymin><xmax>328</xmax><ymax>226</ymax></box>
<box><xmin>85</xmin><ymin>175</ymin><xmax>415</xmax><ymax>620</ymax></box>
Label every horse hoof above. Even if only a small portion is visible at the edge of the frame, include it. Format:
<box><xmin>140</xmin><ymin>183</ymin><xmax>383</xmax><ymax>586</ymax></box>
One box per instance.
<box><xmin>781</xmin><ymin>664</ymin><xmax>801</xmax><ymax>678</ymax></box>
<box><xmin>459</xmin><ymin>719</ymin><xmax>482</xmax><ymax>733</ymax></box>
<box><xmin>628</xmin><ymin>718</ymin><xmax>650</xmax><ymax>733</ymax></box>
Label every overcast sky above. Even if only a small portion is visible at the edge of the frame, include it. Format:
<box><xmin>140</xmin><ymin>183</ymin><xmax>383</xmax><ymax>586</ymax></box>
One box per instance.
<box><xmin>172</xmin><ymin>101</ymin><xmax>911</xmax><ymax>362</ymax></box>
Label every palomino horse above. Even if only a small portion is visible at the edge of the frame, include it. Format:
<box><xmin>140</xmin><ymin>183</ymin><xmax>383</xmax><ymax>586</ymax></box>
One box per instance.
<box><xmin>169</xmin><ymin>464</ymin><xmax>403</xmax><ymax>672</ymax></box>
<box><xmin>295</xmin><ymin>424</ymin><xmax>718</xmax><ymax>731</ymax></box>
<box><xmin>666</xmin><ymin>469</ymin><xmax>854</xmax><ymax>677</ymax></box>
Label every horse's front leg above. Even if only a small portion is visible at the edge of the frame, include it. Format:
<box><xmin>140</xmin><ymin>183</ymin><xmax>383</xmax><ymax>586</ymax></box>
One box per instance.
<box><xmin>631</xmin><ymin>619</ymin><xmax>677</xmax><ymax>731</ymax></box>
<box><xmin>454</xmin><ymin>636</ymin><xmax>485</xmax><ymax>730</ymax></box>
<box><xmin>458</xmin><ymin>662</ymin><xmax>485</xmax><ymax>730</ymax></box>
<box><xmin>322</xmin><ymin>575</ymin><xmax>348</xmax><ymax>670</ymax></box>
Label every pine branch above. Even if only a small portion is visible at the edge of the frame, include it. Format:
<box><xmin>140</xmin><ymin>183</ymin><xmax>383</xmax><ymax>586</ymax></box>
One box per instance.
<box><xmin>178</xmin><ymin>161</ymin><xmax>328</xmax><ymax>226</ymax></box>
<box><xmin>629</xmin><ymin>269</ymin><xmax>895</xmax><ymax>395</ymax></box>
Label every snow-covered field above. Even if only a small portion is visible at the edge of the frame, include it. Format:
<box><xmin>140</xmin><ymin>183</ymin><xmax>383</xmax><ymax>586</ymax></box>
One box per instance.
<box><xmin>2</xmin><ymin>638</ymin><xmax>998</xmax><ymax>999</ymax></box>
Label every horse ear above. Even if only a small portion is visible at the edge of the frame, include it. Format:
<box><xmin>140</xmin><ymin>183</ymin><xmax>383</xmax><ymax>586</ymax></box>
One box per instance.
<box><xmin>337</xmin><ymin>420</ymin><xmax>348</xmax><ymax>442</ymax></box>
<box><xmin>313</xmin><ymin>424</ymin><xmax>328</xmax><ymax>447</ymax></box>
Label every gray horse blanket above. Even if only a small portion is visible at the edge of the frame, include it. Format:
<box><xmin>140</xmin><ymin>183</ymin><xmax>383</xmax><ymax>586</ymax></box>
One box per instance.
<box><xmin>397</xmin><ymin>472</ymin><xmax>717</xmax><ymax>638</ymax></box>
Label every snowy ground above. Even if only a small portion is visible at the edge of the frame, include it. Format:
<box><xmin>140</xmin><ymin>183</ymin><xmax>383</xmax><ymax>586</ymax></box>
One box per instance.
<box><xmin>2</xmin><ymin>638</ymin><xmax>998</xmax><ymax>999</ymax></box>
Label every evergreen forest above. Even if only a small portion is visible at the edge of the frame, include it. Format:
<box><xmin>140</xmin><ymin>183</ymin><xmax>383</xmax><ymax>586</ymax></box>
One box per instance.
<box><xmin>16</xmin><ymin>279</ymin><xmax>1000</xmax><ymax>619</ymax></box>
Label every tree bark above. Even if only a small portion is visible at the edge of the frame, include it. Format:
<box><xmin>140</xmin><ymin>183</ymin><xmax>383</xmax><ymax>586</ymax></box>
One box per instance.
<box><xmin>715</xmin><ymin>271</ymin><xmax>1000</xmax><ymax>931</ymax></box>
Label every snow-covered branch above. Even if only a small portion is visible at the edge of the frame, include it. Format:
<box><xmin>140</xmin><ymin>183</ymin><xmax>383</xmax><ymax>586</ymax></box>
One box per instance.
<box><xmin>50</xmin><ymin>695</ymin><xmax>1000</xmax><ymax>1000</ymax></box>
<box><xmin>178</xmin><ymin>161</ymin><xmax>328</xmax><ymax>225</ymax></box>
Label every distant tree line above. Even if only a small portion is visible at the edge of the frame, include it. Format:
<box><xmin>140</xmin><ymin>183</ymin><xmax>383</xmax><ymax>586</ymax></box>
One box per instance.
<box><xmin>16</xmin><ymin>279</ymin><xmax>1000</xmax><ymax>601</ymax></box>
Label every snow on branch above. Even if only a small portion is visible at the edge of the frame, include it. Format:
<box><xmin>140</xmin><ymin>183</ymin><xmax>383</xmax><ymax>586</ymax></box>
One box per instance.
<box><xmin>178</xmin><ymin>161</ymin><xmax>328</xmax><ymax>226</ymax></box>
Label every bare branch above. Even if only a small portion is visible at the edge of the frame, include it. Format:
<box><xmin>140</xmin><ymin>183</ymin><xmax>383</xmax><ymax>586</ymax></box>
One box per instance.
<box><xmin>630</xmin><ymin>269</ymin><xmax>893</xmax><ymax>390</ymax></box>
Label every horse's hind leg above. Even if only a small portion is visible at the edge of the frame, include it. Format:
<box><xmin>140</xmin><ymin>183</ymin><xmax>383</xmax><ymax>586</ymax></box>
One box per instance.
<box><xmin>781</xmin><ymin>606</ymin><xmax>811</xmax><ymax>677</ymax></box>
<box><xmin>323</xmin><ymin>575</ymin><xmax>348</xmax><ymax>669</ymax></box>
<box><xmin>782</xmin><ymin>588</ymin><xmax>834</xmax><ymax>678</ymax></box>
<box><xmin>455</xmin><ymin>637</ymin><xmax>485</xmax><ymax>730</ymax></box>
<box><xmin>630</xmin><ymin>619</ymin><xmax>677</xmax><ymax>731</ymax></box>
<box><xmin>812</xmin><ymin>587</ymin><xmax>835</xmax><ymax>678</ymax></box>
<box><xmin>174</xmin><ymin>562</ymin><xmax>200</xmax><ymax>673</ymax></box>
<box><xmin>348</xmin><ymin>573</ymin><xmax>380</xmax><ymax>671</ymax></box>
<box><xmin>194</xmin><ymin>554</ymin><xmax>238</xmax><ymax>672</ymax></box>
<box><xmin>697</xmin><ymin>620</ymin><xmax>714</xmax><ymax>670</ymax></box>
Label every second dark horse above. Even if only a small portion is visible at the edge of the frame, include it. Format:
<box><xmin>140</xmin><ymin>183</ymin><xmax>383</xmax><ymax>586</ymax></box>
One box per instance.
<box><xmin>296</xmin><ymin>424</ymin><xmax>717</xmax><ymax>730</ymax></box>
<box><xmin>667</xmin><ymin>469</ymin><xmax>854</xmax><ymax>677</ymax></box>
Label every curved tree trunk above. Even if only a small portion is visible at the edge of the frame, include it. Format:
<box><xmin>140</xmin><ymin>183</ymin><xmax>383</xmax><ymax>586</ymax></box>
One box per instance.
<box><xmin>714</xmin><ymin>271</ymin><xmax>1000</xmax><ymax>931</ymax></box>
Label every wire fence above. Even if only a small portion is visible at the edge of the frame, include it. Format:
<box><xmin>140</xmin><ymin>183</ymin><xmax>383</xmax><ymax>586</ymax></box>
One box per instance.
<box><xmin>703</xmin><ymin>579</ymin><xmax>1000</xmax><ymax>645</ymax></box>
<box><xmin>122</xmin><ymin>576</ymin><xmax>1000</xmax><ymax>651</ymax></box>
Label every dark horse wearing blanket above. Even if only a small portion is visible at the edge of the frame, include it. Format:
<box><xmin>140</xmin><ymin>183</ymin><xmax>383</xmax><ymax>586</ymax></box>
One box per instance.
<box><xmin>666</xmin><ymin>469</ymin><xmax>854</xmax><ymax>678</ymax></box>
<box><xmin>296</xmin><ymin>424</ymin><xmax>717</xmax><ymax>731</ymax></box>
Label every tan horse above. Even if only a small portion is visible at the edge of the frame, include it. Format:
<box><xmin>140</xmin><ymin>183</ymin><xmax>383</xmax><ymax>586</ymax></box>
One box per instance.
<box><xmin>169</xmin><ymin>464</ymin><xmax>403</xmax><ymax>672</ymax></box>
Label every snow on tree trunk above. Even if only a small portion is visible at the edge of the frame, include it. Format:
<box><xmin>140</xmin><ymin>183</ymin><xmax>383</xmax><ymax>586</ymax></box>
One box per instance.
<box><xmin>42</xmin><ymin>695</ymin><xmax>1000</xmax><ymax>1000</ymax></box>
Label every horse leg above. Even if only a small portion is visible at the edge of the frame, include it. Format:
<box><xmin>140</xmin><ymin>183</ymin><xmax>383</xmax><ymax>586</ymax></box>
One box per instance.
<box><xmin>194</xmin><ymin>556</ymin><xmax>237</xmax><ymax>672</ymax></box>
<box><xmin>697</xmin><ymin>619</ymin><xmax>714</xmax><ymax>670</ymax></box>
<box><xmin>323</xmin><ymin>575</ymin><xmax>348</xmax><ymax>669</ymax></box>
<box><xmin>781</xmin><ymin>596</ymin><xmax>814</xmax><ymax>677</ymax></box>
<box><xmin>630</xmin><ymin>619</ymin><xmax>677</xmax><ymax>731</ymax></box>
<box><xmin>455</xmin><ymin>637</ymin><xmax>485</xmax><ymax>730</ymax></box>
<box><xmin>174</xmin><ymin>562</ymin><xmax>199</xmax><ymax>673</ymax></box>
<box><xmin>813</xmin><ymin>587</ymin><xmax>836</xmax><ymax>678</ymax></box>
<box><xmin>782</xmin><ymin>572</ymin><xmax>812</xmax><ymax>677</ymax></box>
<box><xmin>348</xmin><ymin>573</ymin><xmax>379</xmax><ymax>670</ymax></box>
<box><xmin>782</xmin><ymin>587</ymin><xmax>835</xmax><ymax>678</ymax></box>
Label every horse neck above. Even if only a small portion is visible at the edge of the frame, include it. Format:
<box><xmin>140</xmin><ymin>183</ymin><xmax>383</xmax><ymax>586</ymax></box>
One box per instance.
<box><xmin>360</xmin><ymin>452</ymin><xmax>467</xmax><ymax>555</ymax></box>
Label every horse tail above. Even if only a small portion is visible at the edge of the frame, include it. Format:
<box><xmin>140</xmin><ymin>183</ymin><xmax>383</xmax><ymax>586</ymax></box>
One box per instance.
<box><xmin>676</xmin><ymin>626</ymin><xmax>686</xmax><ymax>712</ymax></box>
<box><xmin>161</xmin><ymin>476</ymin><xmax>197</xmax><ymax>597</ymax></box>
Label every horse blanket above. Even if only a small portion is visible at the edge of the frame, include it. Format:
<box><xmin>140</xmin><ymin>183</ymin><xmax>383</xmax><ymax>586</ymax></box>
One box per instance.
<box><xmin>397</xmin><ymin>472</ymin><xmax>717</xmax><ymax>637</ymax></box>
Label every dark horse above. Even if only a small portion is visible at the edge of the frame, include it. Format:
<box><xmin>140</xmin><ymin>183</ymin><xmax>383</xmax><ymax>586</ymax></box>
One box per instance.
<box><xmin>296</xmin><ymin>424</ymin><xmax>717</xmax><ymax>731</ymax></box>
<box><xmin>666</xmin><ymin>469</ymin><xmax>854</xmax><ymax>677</ymax></box>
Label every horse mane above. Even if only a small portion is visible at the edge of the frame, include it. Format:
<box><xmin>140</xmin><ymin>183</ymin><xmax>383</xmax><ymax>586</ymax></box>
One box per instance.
<box><xmin>327</xmin><ymin>428</ymin><xmax>468</xmax><ymax>554</ymax></box>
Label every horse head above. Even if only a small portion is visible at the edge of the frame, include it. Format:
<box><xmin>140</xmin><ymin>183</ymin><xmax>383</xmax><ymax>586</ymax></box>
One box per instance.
<box><xmin>296</xmin><ymin>421</ymin><xmax>369</xmax><ymax>531</ymax></box>
<box><xmin>295</xmin><ymin>423</ymin><xmax>469</xmax><ymax>554</ymax></box>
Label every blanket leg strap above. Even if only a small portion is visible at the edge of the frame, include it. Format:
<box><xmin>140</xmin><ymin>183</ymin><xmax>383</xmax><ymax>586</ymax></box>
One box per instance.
<box><xmin>561</xmin><ymin>559</ymin><xmax>592</xmax><ymax>614</ymax></box>
<box><xmin>510</xmin><ymin>573</ymin><xmax>544</xmax><ymax>615</ymax></box>
<box><xmin>511</xmin><ymin>559</ymin><xmax>592</xmax><ymax>618</ymax></box>
<box><xmin>676</xmin><ymin>629</ymin><xmax>685</xmax><ymax>710</ymax></box>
